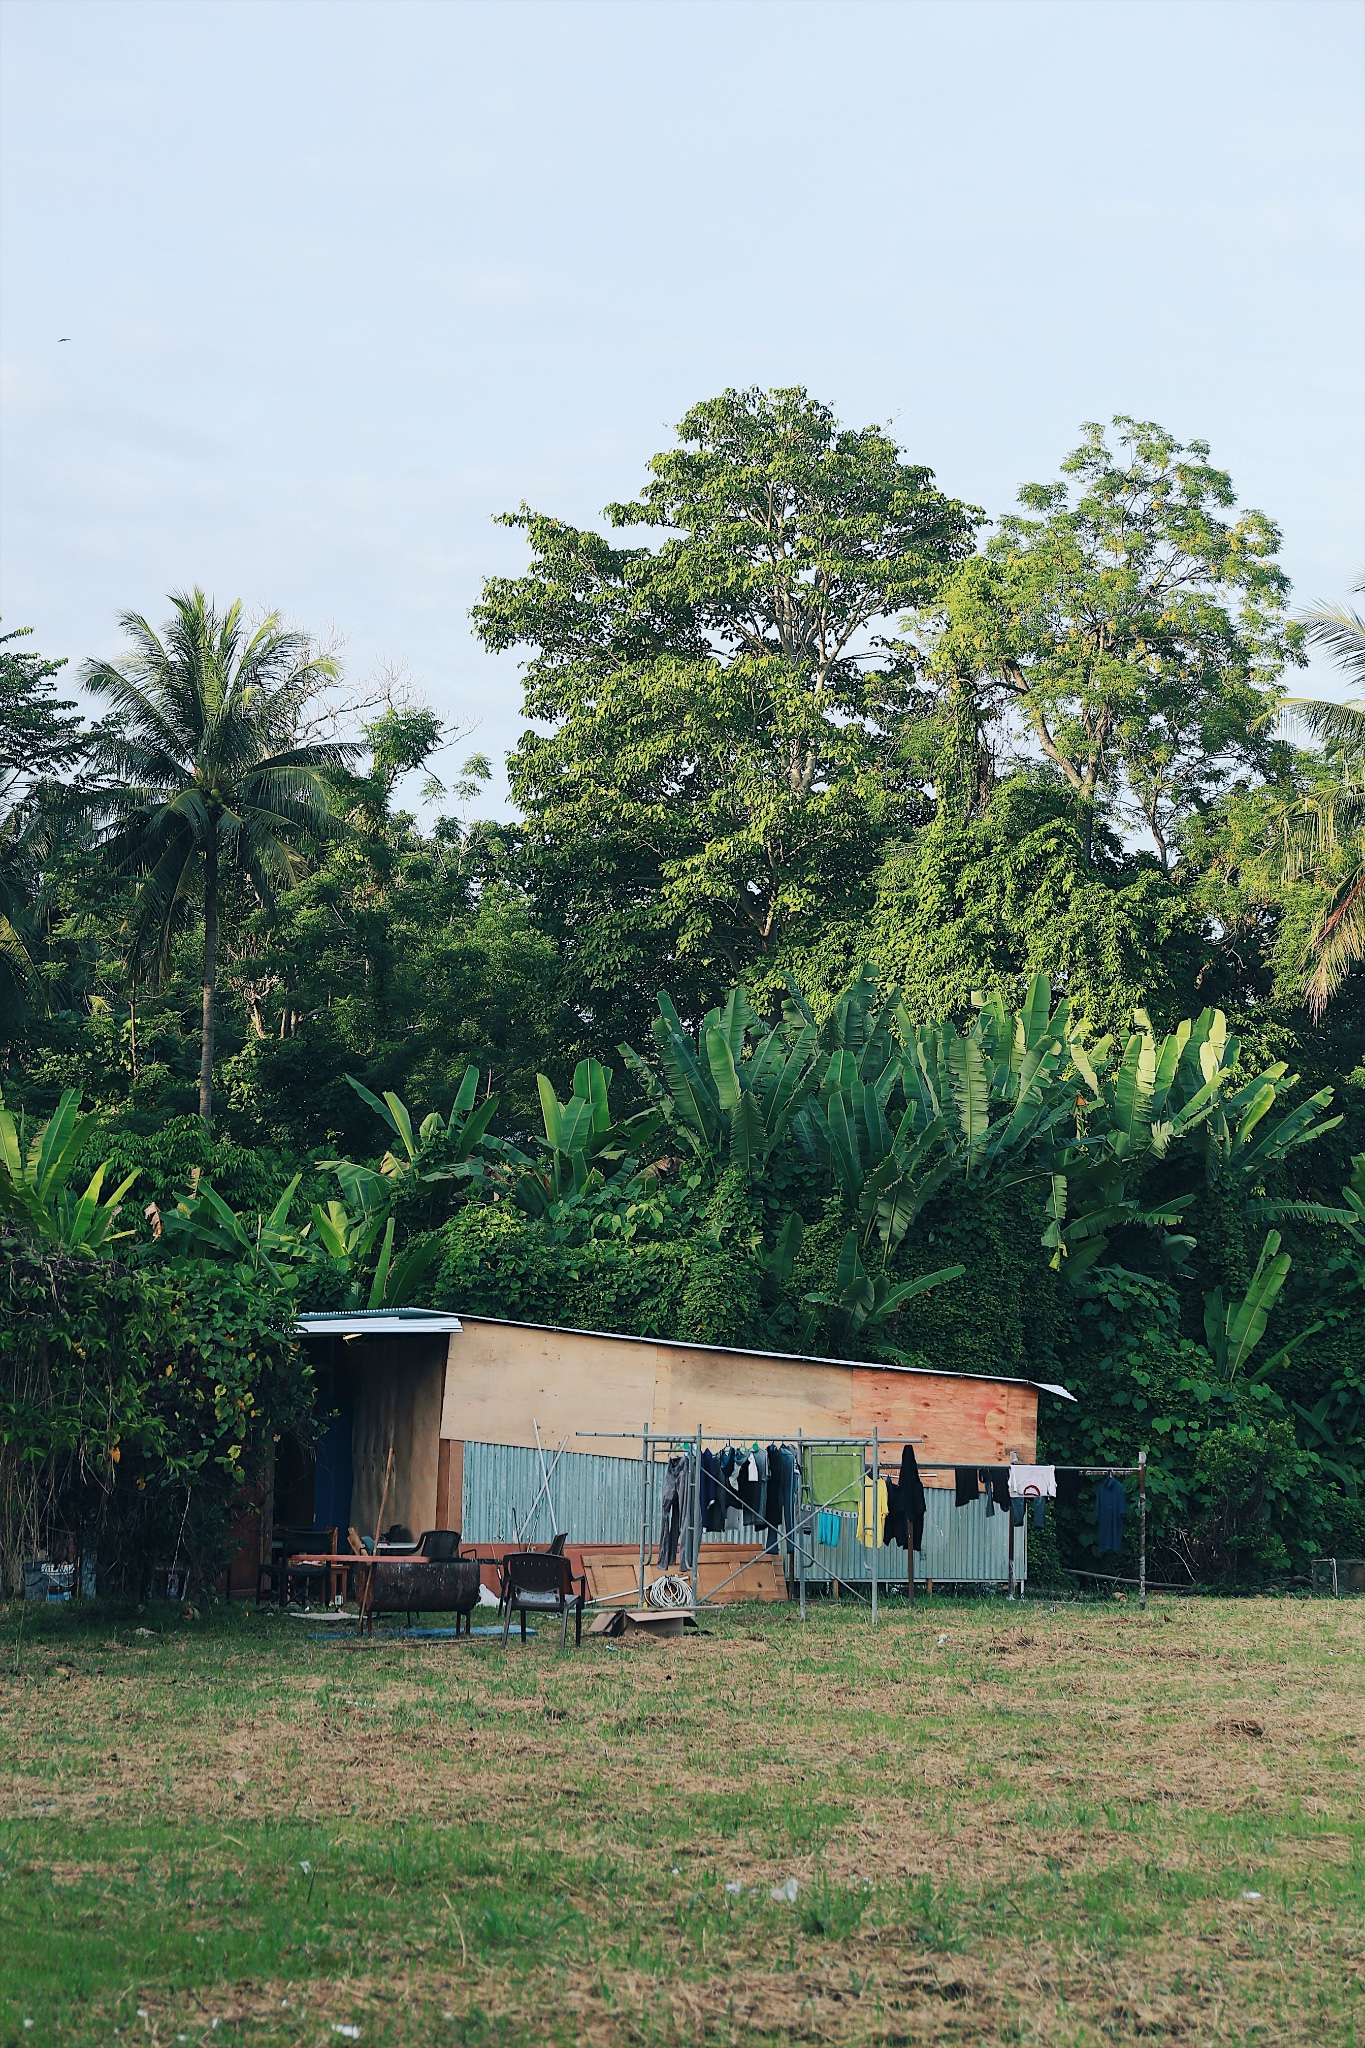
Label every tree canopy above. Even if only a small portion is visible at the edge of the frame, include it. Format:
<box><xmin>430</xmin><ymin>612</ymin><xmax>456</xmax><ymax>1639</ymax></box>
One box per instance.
<box><xmin>475</xmin><ymin>386</ymin><xmax>980</xmax><ymax>1039</ymax></box>
<box><xmin>1</xmin><ymin>389</ymin><xmax>1362</xmax><ymax>1598</ymax></box>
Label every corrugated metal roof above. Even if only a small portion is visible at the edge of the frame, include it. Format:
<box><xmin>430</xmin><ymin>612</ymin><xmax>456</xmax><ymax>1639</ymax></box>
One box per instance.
<box><xmin>296</xmin><ymin>1311</ymin><xmax>463</xmax><ymax>1337</ymax></box>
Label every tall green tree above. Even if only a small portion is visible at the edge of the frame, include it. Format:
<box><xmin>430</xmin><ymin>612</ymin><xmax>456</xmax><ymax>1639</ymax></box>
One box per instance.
<box><xmin>1276</xmin><ymin>585</ymin><xmax>1365</xmax><ymax>1014</ymax></box>
<box><xmin>83</xmin><ymin>589</ymin><xmax>348</xmax><ymax>1128</ymax></box>
<box><xmin>925</xmin><ymin>418</ymin><xmax>1301</xmax><ymax>864</ymax></box>
<box><xmin>473</xmin><ymin>386</ymin><xmax>980</xmax><ymax>1038</ymax></box>
<box><xmin>0</xmin><ymin>626</ymin><xmax>85</xmax><ymax>1013</ymax></box>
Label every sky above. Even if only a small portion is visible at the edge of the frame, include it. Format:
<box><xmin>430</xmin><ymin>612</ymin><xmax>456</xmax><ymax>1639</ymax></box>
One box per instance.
<box><xmin>2</xmin><ymin>0</ymin><xmax>1362</xmax><ymax>815</ymax></box>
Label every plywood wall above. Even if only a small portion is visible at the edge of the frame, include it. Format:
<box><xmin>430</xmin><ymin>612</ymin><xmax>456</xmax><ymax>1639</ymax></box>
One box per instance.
<box><xmin>440</xmin><ymin>1319</ymin><xmax>1037</xmax><ymax>1476</ymax></box>
<box><xmin>351</xmin><ymin>1337</ymin><xmax>446</xmax><ymax>1538</ymax></box>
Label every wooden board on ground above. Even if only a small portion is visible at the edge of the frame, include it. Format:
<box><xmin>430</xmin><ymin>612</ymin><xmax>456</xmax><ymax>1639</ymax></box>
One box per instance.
<box><xmin>579</xmin><ymin>1544</ymin><xmax>787</xmax><ymax>1606</ymax></box>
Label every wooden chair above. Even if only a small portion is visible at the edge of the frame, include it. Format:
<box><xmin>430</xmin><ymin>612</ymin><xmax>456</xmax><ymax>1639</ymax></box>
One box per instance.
<box><xmin>499</xmin><ymin>1551</ymin><xmax>584</xmax><ymax>1648</ymax></box>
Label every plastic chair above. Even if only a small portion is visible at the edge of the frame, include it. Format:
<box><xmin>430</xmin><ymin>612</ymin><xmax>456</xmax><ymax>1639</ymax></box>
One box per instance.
<box><xmin>499</xmin><ymin>1552</ymin><xmax>584</xmax><ymax>1648</ymax></box>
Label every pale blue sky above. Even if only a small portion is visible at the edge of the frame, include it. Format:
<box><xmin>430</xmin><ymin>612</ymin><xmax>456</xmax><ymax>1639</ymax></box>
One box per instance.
<box><xmin>2</xmin><ymin>0</ymin><xmax>1362</xmax><ymax>812</ymax></box>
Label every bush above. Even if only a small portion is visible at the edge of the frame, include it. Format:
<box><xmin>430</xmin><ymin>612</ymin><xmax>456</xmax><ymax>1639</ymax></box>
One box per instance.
<box><xmin>0</xmin><ymin>1228</ymin><xmax>310</xmax><ymax>1596</ymax></box>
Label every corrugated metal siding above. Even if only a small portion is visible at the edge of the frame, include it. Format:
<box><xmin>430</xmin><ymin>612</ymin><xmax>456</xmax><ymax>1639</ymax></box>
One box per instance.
<box><xmin>804</xmin><ymin>1487</ymin><xmax>1022</xmax><ymax>1589</ymax></box>
<box><xmin>462</xmin><ymin>1439</ymin><xmax>645</xmax><ymax>1547</ymax></box>
<box><xmin>462</xmin><ymin>1441</ymin><xmax>1026</xmax><ymax>1584</ymax></box>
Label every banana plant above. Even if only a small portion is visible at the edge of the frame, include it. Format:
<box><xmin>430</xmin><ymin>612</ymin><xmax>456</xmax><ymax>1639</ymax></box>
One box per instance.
<box><xmin>308</xmin><ymin>1174</ymin><xmax>441</xmax><ymax>1307</ymax></box>
<box><xmin>1041</xmin><ymin>1005</ymin><xmax>1336</xmax><ymax>1275</ymax></box>
<box><xmin>642</xmin><ymin>988</ymin><xmax>822</xmax><ymax>1178</ymax></box>
<box><xmin>0</xmin><ymin>1087</ymin><xmax>137</xmax><ymax>1252</ymax></box>
<box><xmin>513</xmin><ymin>1058</ymin><xmax>662</xmax><ymax>1214</ymax></box>
<box><xmin>346</xmin><ymin>1066</ymin><xmax>501</xmax><ymax>1188</ymax></box>
<box><xmin>356</xmin><ymin>1216</ymin><xmax>441</xmax><ymax>1310</ymax></box>
<box><xmin>815</xmin><ymin>975</ymin><xmax>1082</xmax><ymax>1260</ymax></box>
<box><xmin>1201</xmin><ymin>1230</ymin><xmax>1294</xmax><ymax>1380</ymax></box>
<box><xmin>801</xmin><ymin>1228</ymin><xmax>964</xmax><ymax>1357</ymax></box>
<box><xmin>160</xmin><ymin>1174</ymin><xmax>305</xmax><ymax>1276</ymax></box>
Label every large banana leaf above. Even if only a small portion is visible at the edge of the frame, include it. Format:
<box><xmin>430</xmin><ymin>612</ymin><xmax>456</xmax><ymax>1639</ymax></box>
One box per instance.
<box><xmin>1108</xmin><ymin>1031</ymin><xmax>1157</xmax><ymax>1152</ymax></box>
<box><xmin>0</xmin><ymin>1088</ymin><xmax>138</xmax><ymax>1250</ymax></box>
<box><xmin>704</xmin><ymin>1028</ymin><xmax>743</xmax><ymax>1113</ymax></box>
<box><xmin>572</xmin><ymin>1057</ymin><xmax>612</xmax><ymax>1135</ymax></box>
<box><xmin>728</xmin><ymin>1092</ymin><xmax>766</xmax><ymax>1175</ymax></box>
<box><xmin>651</xmin><ymin>1004</ymin><xmax>723</xmax><ymax>1148</ymax></box>
<box><xmin>1202</xmin><ymin>1231</ymin><xmax>1294</xmax><ymax>1379</ymax></box>
<box><xmin>946</xmin><ymin>1034</ymin><xmax>990</xmax><ymax>1162</ymax></box>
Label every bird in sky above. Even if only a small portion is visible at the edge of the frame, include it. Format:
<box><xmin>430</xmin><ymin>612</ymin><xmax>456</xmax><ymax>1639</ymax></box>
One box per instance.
<box><xmin>58</xmin><ymin>336</ymin><xmax>70</xmax><ymax>342</ymax></box>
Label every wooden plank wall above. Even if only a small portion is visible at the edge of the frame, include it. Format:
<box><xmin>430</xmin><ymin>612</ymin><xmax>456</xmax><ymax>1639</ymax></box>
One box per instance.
<box><xmin>439</xmin><ymin>1319</ymin><xmax>1037</xmax><ymax>1477</ymax></box>
<box><xmin>351</xmin><ymin>1337</ymin><xmax>446</xmax><ymax>1538</ymax></box>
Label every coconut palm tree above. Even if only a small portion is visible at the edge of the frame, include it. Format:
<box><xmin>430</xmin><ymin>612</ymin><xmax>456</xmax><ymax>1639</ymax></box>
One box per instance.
<box><xmin>84</xmin><ymin>589</ymin><xmax>351</xmax><ymax>1127</ymax></box>
<box><xmin>1277</xmin><ymin>583</ymin><xmax>1365</xmax><ymax>1015</ymax></box>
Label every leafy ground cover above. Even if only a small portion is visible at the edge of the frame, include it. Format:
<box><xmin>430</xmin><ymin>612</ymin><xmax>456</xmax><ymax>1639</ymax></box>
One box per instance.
<box><xmin>0</xmin><ymin>1594</ymin><xmax>1360</xmax><ymax>2046</ymax></box>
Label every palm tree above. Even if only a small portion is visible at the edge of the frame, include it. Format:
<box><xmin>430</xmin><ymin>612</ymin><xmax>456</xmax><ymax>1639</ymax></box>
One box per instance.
<box><xmin>84</xmin><ymin>589</ymin><xmax>351</xmax><ymax>1127</ymax></box>
<box><xmin>1277</xmin><ymin>583</ymin><xmax>1365</xmax><ymax>1015</ymax></box>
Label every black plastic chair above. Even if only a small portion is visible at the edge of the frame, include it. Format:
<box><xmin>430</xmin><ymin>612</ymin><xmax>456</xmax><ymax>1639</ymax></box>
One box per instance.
<box><xmin>418</xmin><ymin>1529</ymin><xmax>461</xmax><ymax>1561</ymax></box>
<box><xmin>499</xmin><ymin>1552</ymin><xmax>584</xmax><ymax>1647</ymax></box>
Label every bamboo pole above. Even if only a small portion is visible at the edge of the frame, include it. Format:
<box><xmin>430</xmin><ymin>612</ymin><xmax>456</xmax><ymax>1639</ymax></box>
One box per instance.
<box><xmin>358</xmin><ymin>1443</ymin><xmax>394</xmax><ymax>1635</ymax></box>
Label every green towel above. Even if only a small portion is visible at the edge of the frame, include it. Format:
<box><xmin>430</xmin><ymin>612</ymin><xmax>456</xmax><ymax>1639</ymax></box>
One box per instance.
<box><xmin>804</xmin><ymin>1446</ymin><xmax>863</xmax><ymax>1508</ymax></box>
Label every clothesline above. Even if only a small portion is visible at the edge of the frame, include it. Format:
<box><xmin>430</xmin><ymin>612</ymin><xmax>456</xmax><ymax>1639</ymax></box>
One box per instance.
<box><xmin>576</xmin><ymin>1428</ymin><xmax>1150</xmax><ymax>1616</ymax></box>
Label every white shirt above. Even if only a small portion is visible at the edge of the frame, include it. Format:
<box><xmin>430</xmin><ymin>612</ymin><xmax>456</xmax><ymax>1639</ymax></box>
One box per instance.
<box><xmin>1008</xmin><ymin>1463</ymin><xmax>1057</xmax><ymax>1498</ymax></box>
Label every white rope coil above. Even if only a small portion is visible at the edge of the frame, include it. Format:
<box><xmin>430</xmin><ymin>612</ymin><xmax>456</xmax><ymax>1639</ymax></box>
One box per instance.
<box><xmin>646</xmin><ymin>1573</ymin><xmax>693</xmax><ymax>1609</ymax></box>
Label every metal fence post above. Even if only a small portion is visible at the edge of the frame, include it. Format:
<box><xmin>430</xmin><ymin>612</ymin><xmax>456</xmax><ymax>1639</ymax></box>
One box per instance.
<box><xmin>1138</xmin><ymin>1448</ymin><xmax>1147</xmax><ymax>1610</ymax></box>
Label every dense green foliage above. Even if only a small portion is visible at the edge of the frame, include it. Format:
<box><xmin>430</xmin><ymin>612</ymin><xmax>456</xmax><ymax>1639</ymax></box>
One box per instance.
<box><xmin>0</xmin><ymin>1226</ymin><xmax>306</xmax><ymax>1596</ymax></box>
<box><xmin>1</xmin><ymin>389</ymin><xmax>1361</xmax><ymax>1595</ymax></box>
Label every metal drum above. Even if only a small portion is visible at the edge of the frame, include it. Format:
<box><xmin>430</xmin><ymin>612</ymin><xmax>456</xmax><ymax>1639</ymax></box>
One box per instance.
<box><xmin>365</xmin><ymin>1557</ymin><xmax>482</xmax><ymax>1619</ymax></box>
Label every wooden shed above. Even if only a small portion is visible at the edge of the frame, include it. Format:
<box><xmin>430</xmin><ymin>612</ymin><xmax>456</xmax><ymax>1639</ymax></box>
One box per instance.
<box><xmin>291</xmin><ymin>1310</ymin><xmax>1073</xmax><ymax>1556</ymax></box>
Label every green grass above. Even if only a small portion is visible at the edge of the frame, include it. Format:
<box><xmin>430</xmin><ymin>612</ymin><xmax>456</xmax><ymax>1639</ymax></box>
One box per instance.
<box><xmin>1</xmin><ymin>1593</ymin><xmax>1361</xmax><ymax>2044</ymax></box>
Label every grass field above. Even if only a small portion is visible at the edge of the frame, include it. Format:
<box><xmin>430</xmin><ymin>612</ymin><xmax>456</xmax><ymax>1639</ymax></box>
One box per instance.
<box><xmin>0</xmin><ymin>1591</ymin><xmax>1361</xmax><ymax>2046</ymax></box>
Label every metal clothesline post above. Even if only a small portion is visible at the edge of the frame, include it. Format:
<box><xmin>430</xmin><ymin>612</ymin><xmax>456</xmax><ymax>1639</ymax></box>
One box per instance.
<box><xmin>691</xmin><ymin>1424</ymin><xmax>703</xmax><ymax>1604</ymax></box>
<box><xmin>588</xmin><ymin>1430</ymin><xmax>1151</xmax><ymax>1618</ymax></box>
<box><xmin>637</xmin><ymin>1425</ymin><xmax>649</xmax><ymax>1608</ymax></box>
<box><xmin>870</xmin><ymin>1426</ymin><xmax>879</xmax><ymax>1628</ymax></box>
<box><xmin>797</xmin><ymin>1430</ymin><xmax>806</xmax><ymax>1623</ymax></box>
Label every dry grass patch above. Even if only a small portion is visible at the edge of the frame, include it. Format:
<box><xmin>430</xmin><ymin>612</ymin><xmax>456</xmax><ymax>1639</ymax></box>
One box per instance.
<box><xmin>1</xmin><ymin>1594</ymin><xmax>1362</xmax><ymax>2044</ymax></box>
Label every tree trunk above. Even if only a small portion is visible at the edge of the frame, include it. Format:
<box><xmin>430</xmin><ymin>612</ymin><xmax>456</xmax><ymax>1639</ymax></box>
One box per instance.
<box><xmin>199</xmin><ymin>835</ymin><xmax>219</xmax><ymax>1130</ymax></box>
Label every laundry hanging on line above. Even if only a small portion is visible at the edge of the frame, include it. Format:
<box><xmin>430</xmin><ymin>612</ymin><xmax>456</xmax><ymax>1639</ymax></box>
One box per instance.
<box><xmin>883</xmin><ymin>1443</ymin><xmax>927</xmax><ymax>1553</ymax></box>
<box><xmin>857</xmin><ymin>1474</ymin><xmax>888</xmax><ymax>1549</ymax></box>
<box><xmin>657</xmin><ymin>1455</ymin><xmax>695</xmax><ymax>1570</ymax></box>
<box><xmin>804</xmin><ymin>1445</ymin><xmax>863</xmax><ymax>1510</ymax></box>
<box><xmin>1007</xmin><ymin>1464</ymin><xmax>1056</xmax><ymax>1499</ymax></box>
<box><xmin>1096</xmin><ymin>1474</ymin><xmax>1128</xmax><ymax>1555</ymax></box>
